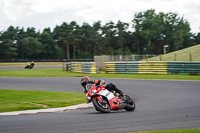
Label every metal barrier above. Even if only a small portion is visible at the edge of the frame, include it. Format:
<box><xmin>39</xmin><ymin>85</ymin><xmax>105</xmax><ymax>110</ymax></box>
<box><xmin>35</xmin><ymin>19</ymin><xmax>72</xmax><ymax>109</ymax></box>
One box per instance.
<box><xmin>105</xmin><ymin>61</ymin><xmax>200</xmax><ymax>75</ymax></box>
<box><xmin>105</xmin><ymin>62</ymin><xmax>116</xmax><ymax>74</ymax></box>
<box><xmin>138</xmin><ymin>62</ymin><xmax>167</xmax><ymax>74</ymax></box>
<box><xmin>116</xmin><ymin>62</ymin><xmax>138</xmax><ymax>74</ymax></box>
<box><xmin>63</xmin><ymin>62</ymin><xmax>71</xmax><ymax>71</ymax></box>
<box><xmin>167</xmin><ymin>62</ymin><xmax>200</xmax><ymax>75</ymax></box>
<box><xmin>94</xmin><ymin>55</ymin><xmax>157</xmax><ymax>71</ymax></box>
<box><xmin>70</xmin><ymin>62</ymin><xmax>97</xmax><ymax>74</ymax></box>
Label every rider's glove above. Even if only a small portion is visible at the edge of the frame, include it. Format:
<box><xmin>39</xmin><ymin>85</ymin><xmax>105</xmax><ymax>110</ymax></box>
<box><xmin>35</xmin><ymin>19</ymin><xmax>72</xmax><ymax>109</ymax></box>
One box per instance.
<box><xmin>100</xmin><ymin>79</ymin><xmax>105</xmax><ymax>86</ymax></box>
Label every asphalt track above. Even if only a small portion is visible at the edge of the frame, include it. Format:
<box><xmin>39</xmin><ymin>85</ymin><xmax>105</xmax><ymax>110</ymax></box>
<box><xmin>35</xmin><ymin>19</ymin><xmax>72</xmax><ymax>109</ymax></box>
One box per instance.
<box><xmin>0</xmin><ymin>66</ymin><xmax>61</xmax><ymax>70</ymax></box>
<box><xmin>0</xmin><ymin>77</ymin><xmax>200</xmax><ymax>133</ymax></box>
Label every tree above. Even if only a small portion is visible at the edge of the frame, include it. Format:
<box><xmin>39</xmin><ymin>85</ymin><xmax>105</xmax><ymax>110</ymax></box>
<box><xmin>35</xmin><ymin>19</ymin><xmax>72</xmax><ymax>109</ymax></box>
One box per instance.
<box><xmin>115</xmin><ymin>21</ymin><xmax>129</xmax><ymax>54</ymax></box>
<box><xmin>164</xmin><ymin>12</ymin><xmax>193</xmax><ymax>52</ymax></box>
<box><xmin>53</xmin><ymin>23</ymin><xmax>69</xmax><ymax>59</ymax></box>
<box><xmin>101</xmin><ymin>21</ymin><xmax>116</xmax><ymax>55</ymax></box>
<box><xmin>194</xmin><ymin>32</ymin><xmax>200</xmax><ymax>44</ymax></box>
<box><xmin>92</xmin><ymin>21</ymin><xmax>104</xmax><ymax>55</ymax></box>
<box><xmin>132</xmin><ymin>9</ymin><xmax>193</xmax><ymax>54</ymax></box>
<box><xmin>53</xmin><ymin>22</ymin><xmax>79</xmax><ymax>60</ymax></box>
<box><xmin>0</xmin><ymin>11</ymin><xmax>196</xmax><ymax>60</ymax></box>
<box><xmin>20</xmin><ymin>37</ymin><xmax>42</xmax><ymax>59</ymax></box>
<box><xmin>68</xmin><ymin>21</ymin><xmax>84</xmax><ymax>59</ymax></box>
<box><xmin>39</xmin><ymin>31</ymin><xmax>61</xmax><ymax>59</ymax></box>
<box><xmin>0</xmin><ymin>26</ymin><xmax>18</xmax><ymax>59</ymax></box>
<box><xmin>81</xmin><ymin>22</ymin><xmax>96</xmax><ymax>58</ymax></box>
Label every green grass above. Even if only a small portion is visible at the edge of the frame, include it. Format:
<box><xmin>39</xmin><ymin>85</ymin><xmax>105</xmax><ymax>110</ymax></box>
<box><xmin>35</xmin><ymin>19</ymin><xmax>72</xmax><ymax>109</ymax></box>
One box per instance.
<box><xmin>147</xmin><ymin>44</ymin><xmax>200</xmax><ymax>61</ymax></box>
<box><xmin>0</xmin><ymin>68</ymin><xmax>200</xmax><ymax>80</ymax></box>
<box><xmin>0</xmin><ymin>89</ymin><xmax>86</xmax><ymax>113</ymax></box>
<box><xmin>129</xmin><ymin>129</ymin><xmax>200</xmax><ymax>133</ymax></box>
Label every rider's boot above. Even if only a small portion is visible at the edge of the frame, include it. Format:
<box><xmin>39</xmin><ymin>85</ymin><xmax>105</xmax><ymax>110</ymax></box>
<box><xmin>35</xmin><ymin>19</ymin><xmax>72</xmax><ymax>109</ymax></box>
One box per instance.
<box><xmin>120</xmin><ymin>91</ymin><xmax>125</xmax><ymax>96</ymax></box>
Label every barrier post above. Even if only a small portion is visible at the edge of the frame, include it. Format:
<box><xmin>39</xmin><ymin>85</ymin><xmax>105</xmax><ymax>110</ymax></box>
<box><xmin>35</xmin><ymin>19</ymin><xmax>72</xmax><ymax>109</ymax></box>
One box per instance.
<box><xmin>125</xmin><ymin>55</ymin><xmax>128</xmax><ymax>61</ymax></box>
<box><xmin>190</xmin><ymin>53</ymin><xmax>192</xmax><ymax>61</ymax></box>
<box><xmin>146</xmin><ymin>54</ymin><xmax>148</xmax><ymax>61</ymax></box>
<box><xmin>132</xmin><ymin>55</ymin><xmax>135</xmax><ymax>61</ymax></box>
<box><xmin>174</xmin><ymin>54</ymin><xmax>177</xmax><ymax>61</ymax></box>
<box><xmin>160</xmin><ymin>54</ymin><xmax>162</xmax><ymax>61</ymax></box>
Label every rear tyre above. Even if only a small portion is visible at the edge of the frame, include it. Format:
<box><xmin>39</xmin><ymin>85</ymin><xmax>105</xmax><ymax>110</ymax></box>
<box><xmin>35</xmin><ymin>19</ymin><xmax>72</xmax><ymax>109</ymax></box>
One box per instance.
<box><xmin>124</xmin><ymin>94</ymin><xmax>136</xmax><ymax>111</ymax></box>
<box><xmin>92</xmin><ymin>97</ymin><xmax>110</xmax><ymax>113</ymax></box>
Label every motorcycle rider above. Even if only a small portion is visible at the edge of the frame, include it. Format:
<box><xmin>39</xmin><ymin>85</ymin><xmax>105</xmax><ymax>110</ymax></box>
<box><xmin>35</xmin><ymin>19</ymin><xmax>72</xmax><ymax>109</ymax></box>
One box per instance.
<box><xmin>27</xmin><ymin>61</ymin><xmax>31</xmax><ymax>66</ymax></box>
<box><xmin>27</xmin><ymin>61</ymin><xmax>34</xmax><ymax>67</ymax></box>
<box><xmin>31</xmin><ymin>61</ymin><xmax>35</xmax><ymax>67</ymax></box>
<box><xmin>80</xmin><ymin>76</ymin><xmax>125</xmax><ymax>96</ymax></box>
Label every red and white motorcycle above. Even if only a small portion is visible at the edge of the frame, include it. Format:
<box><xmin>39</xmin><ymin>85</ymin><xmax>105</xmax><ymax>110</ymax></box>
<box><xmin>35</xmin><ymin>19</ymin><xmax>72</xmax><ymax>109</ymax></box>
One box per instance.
<box><xmin>84</xmin><ymin>83</ymin><xmax>136</xmax><ymax>113</ymax></box>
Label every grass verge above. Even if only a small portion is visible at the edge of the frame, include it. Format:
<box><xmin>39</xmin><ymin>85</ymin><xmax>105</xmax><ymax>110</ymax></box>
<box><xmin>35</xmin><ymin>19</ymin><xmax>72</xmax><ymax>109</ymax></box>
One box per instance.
<box><xmin>0</xmin><ymin>68</ymin><xmax>200</xmax><ymax>80</ymax></box>
<box><xmin>0</xmin><ymin>89</ymin><xmax>86</xmax><ymax>113</ymax></box>
<box><xmin>129</xmin><ymin>129</ymin><xmax>200</xmax><ymax>133</ymax></box>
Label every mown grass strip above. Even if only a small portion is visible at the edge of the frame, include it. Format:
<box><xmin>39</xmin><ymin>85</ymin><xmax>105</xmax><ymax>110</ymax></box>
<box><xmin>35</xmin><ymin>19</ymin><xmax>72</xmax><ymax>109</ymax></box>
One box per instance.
<box><xmin>0</xmin><ymin>68</ymin><xmax>200</xmax><ymax>80</ymax></box>
<box><xmin>0</xmin><ymin>89</ymin><xmax>86</xmax><ymax>112</ymax></box>
<box><xmin>129</xmin><ymin>129</ymin><xmax>200</xmax><ymax>133</ymax></box>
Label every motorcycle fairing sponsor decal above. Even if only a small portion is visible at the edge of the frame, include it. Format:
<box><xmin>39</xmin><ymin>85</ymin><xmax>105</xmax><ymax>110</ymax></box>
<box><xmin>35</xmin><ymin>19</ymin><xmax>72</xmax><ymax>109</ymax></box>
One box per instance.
<box><xmin>99</xmin><ymin>90</ymin><xmax>114</xmax><ymax>100</ymax></box>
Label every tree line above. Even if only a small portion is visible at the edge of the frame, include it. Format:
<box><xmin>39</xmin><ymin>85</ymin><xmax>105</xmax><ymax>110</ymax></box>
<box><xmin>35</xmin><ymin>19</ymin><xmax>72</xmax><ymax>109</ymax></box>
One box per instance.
<box><xmin>0</xmin><ymin>9</ymin><xmax>200</xmax><ymax>60</ymax></box>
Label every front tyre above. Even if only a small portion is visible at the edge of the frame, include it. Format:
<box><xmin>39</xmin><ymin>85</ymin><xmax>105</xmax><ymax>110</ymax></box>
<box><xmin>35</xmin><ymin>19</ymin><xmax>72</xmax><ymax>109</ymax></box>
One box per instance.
<box><xmin>92</xmin><ymin>97</ymin><xmax>110</xmax><ymax>113</ymax></box>
<box><xmin>124</xmin><ymin>94</ymin><xmax>136</xmax><ymax>111</ymax></box>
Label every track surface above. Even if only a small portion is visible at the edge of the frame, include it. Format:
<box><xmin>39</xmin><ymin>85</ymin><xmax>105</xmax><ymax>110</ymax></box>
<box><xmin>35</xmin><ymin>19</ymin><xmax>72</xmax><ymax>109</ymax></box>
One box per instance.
<box><xmin>0</xmin><ymin>77</ymin><xmax>200</xmax><ymax>133</ymax></box>
<box><xmin>0</xmin><ymin>66</ymin><xmax>61</xmax><ymax>70</ymax></box>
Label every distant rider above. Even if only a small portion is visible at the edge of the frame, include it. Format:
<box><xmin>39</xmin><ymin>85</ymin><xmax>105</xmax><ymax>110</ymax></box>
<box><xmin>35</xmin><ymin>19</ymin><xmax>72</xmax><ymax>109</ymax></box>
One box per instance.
<box><xmin>31</xmin><ymin>61</ymin><xmax>35</xmax><ymax>67</ymax></box>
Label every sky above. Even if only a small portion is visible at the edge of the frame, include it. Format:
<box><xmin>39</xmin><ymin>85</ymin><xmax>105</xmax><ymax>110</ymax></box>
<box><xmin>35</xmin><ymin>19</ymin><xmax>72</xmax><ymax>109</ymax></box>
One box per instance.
<box><xmin>0</xmin><ymin>0</ymin><xmax>200</xmax><ymax>33</ymax></box>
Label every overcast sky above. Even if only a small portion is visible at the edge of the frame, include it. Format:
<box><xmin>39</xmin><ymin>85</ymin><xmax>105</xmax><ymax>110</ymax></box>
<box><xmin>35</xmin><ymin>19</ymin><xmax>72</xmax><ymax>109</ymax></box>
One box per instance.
<box><xmin>0</xmin><ymin>0</ymin><xmax>200</xmax><ymax>33</ymax></box>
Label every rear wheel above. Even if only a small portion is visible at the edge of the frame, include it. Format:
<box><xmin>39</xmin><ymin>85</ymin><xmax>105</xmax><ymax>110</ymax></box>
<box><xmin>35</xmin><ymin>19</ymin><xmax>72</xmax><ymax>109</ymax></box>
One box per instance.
<box><xmin>92</xmin><ymin>97</ymin><xmax>110</xmax><ymax>113</ymax></box>
<box><xmin>124</xmin><ymin>94</ymin><xmax>136</xmax><ymax>111</ymax></box>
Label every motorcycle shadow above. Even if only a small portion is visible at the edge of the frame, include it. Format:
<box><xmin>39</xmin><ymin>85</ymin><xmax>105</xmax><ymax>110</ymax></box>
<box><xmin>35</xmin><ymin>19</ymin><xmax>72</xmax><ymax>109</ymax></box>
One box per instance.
<box><xmin>86</xmin><ymin>110</ymin><xmax>134</xmax><ymax>114</ymax></box>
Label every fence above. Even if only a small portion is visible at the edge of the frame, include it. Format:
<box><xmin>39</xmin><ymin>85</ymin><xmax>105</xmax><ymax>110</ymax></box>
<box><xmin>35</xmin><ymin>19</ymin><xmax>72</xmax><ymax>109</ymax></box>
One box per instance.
<box><xmin>94</xmin><ymin>55</ymin><xmax>157</xmax><ymax>71</ymax></box>
<box><xmin>105</xmin><ymin>61</ymin><xmax>200</xmax><ymax>75</ymax></box>
<box><xmin>64</xmin><ymin>62</ymin><xmax>97</xmax><ymax>74</ymax></box>
<box><xmin>95</xmin><ymin>53</ymin><xmax>200</xmax><ymax>71</ymax></box>
<box><xmin>146</xmin><ymin>53</ymin><xmax>200</xmax><ymax>62</ymax></box>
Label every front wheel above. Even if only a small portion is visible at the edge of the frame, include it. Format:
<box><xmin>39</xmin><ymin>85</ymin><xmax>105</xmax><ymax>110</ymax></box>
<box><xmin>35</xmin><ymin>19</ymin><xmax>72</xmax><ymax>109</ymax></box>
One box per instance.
<box><xmin>124</xmin><ymin>94</ymin><xmax>136</xmax><ymax>111</ymax></box>
<box><xmin>92</xmin><ymin>97</ymin><xmax>110</xmax><ymax>113</ymax></box>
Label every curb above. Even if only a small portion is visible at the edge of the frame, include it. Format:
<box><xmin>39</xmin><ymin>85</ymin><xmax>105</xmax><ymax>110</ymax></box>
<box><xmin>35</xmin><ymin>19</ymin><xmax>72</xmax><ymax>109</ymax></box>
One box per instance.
<box><xmin>0</xmin><ymin>103</ymin><xmax>93</xmax><ymax>116</ymax></box>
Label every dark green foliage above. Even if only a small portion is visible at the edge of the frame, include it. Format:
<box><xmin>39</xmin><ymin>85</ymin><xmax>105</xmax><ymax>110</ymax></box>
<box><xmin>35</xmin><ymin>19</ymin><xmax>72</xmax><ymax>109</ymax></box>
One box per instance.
<box><xmin>132</xmin><ymin>9</ymin><xmax>197</xmax><ymax>54</ymax></box>
<box><xmin>0</xmin><ymin>9</ymin><xmax>199</xmax><ymax>60</ymax></box>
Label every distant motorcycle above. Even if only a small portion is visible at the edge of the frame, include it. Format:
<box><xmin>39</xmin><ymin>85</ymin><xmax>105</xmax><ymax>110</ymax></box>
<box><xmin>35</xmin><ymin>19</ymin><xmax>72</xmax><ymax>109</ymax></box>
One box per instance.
<box><xmin>25</xmin><ymin>62</ymin><xmax>34</xmax><ymax>69</ymax></box>
<box><xmin>84</xmin><ymin>83</ymin><xmax>136</xmax><ymax>113</ymax></box>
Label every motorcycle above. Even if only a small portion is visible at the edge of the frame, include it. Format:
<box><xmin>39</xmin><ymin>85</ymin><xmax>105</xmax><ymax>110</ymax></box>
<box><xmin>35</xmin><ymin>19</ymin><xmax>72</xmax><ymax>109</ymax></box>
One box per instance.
<box><xmin>25</xmin><ymin>62</ymin><xmax>34</xmax><ymax>69</ymax></box>
<box><xmin>84</xmin><ymin>83</ymin><xmax>136</xmax><ymax>113</ymax></box>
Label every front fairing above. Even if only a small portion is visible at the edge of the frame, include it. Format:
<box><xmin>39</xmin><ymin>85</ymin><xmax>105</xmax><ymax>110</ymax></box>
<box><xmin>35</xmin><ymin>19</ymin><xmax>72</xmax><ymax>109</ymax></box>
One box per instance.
<box><xmin>94</xmin><ymin>89</ymin><xmax>123</xmax><ymax>110</ymax></box>
<box><xmin>85</xmin><ymin>84</ymin><xmax>98</xmax><ymax>102</ymax></box>
<box><xmin>85</xmin><ymin>85</ymin><xmax>123</xmax><ymax>110</ymax></box>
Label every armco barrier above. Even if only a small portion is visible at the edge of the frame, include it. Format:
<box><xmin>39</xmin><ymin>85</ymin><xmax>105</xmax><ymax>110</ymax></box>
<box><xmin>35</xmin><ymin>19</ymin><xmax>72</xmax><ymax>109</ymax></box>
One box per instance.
<box><xmin>71</xmin><ymin>62</ymin><xmax>97</xmax><ymax>74</ymax></box>
<box><xmin>116</xmin><ymin>62</ymin><xmax>138</xmax><ymax>74</ymax></box>
<box><xmin>105</xmin><ymin>62</ymin><xmax>116</xmax><ymax>74</ymax></box>
<box><xmin>105</xmin><ymin>61</ymin><xmax>200</xmax><ymax>75</ymax></box>
<box><xmin>105</xmin><ymin>62</ymin><xmax>138</xmax><ymax>74</ymax></box>
<box><xmin>167</xmin><ymin>62</ymin><xmax>200</xmax><ymax>75</ymax></box>
<box><xmin>138</xmin><ymin>62</ymin><xmax>167</xmax><ymax>74</ymax></box>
